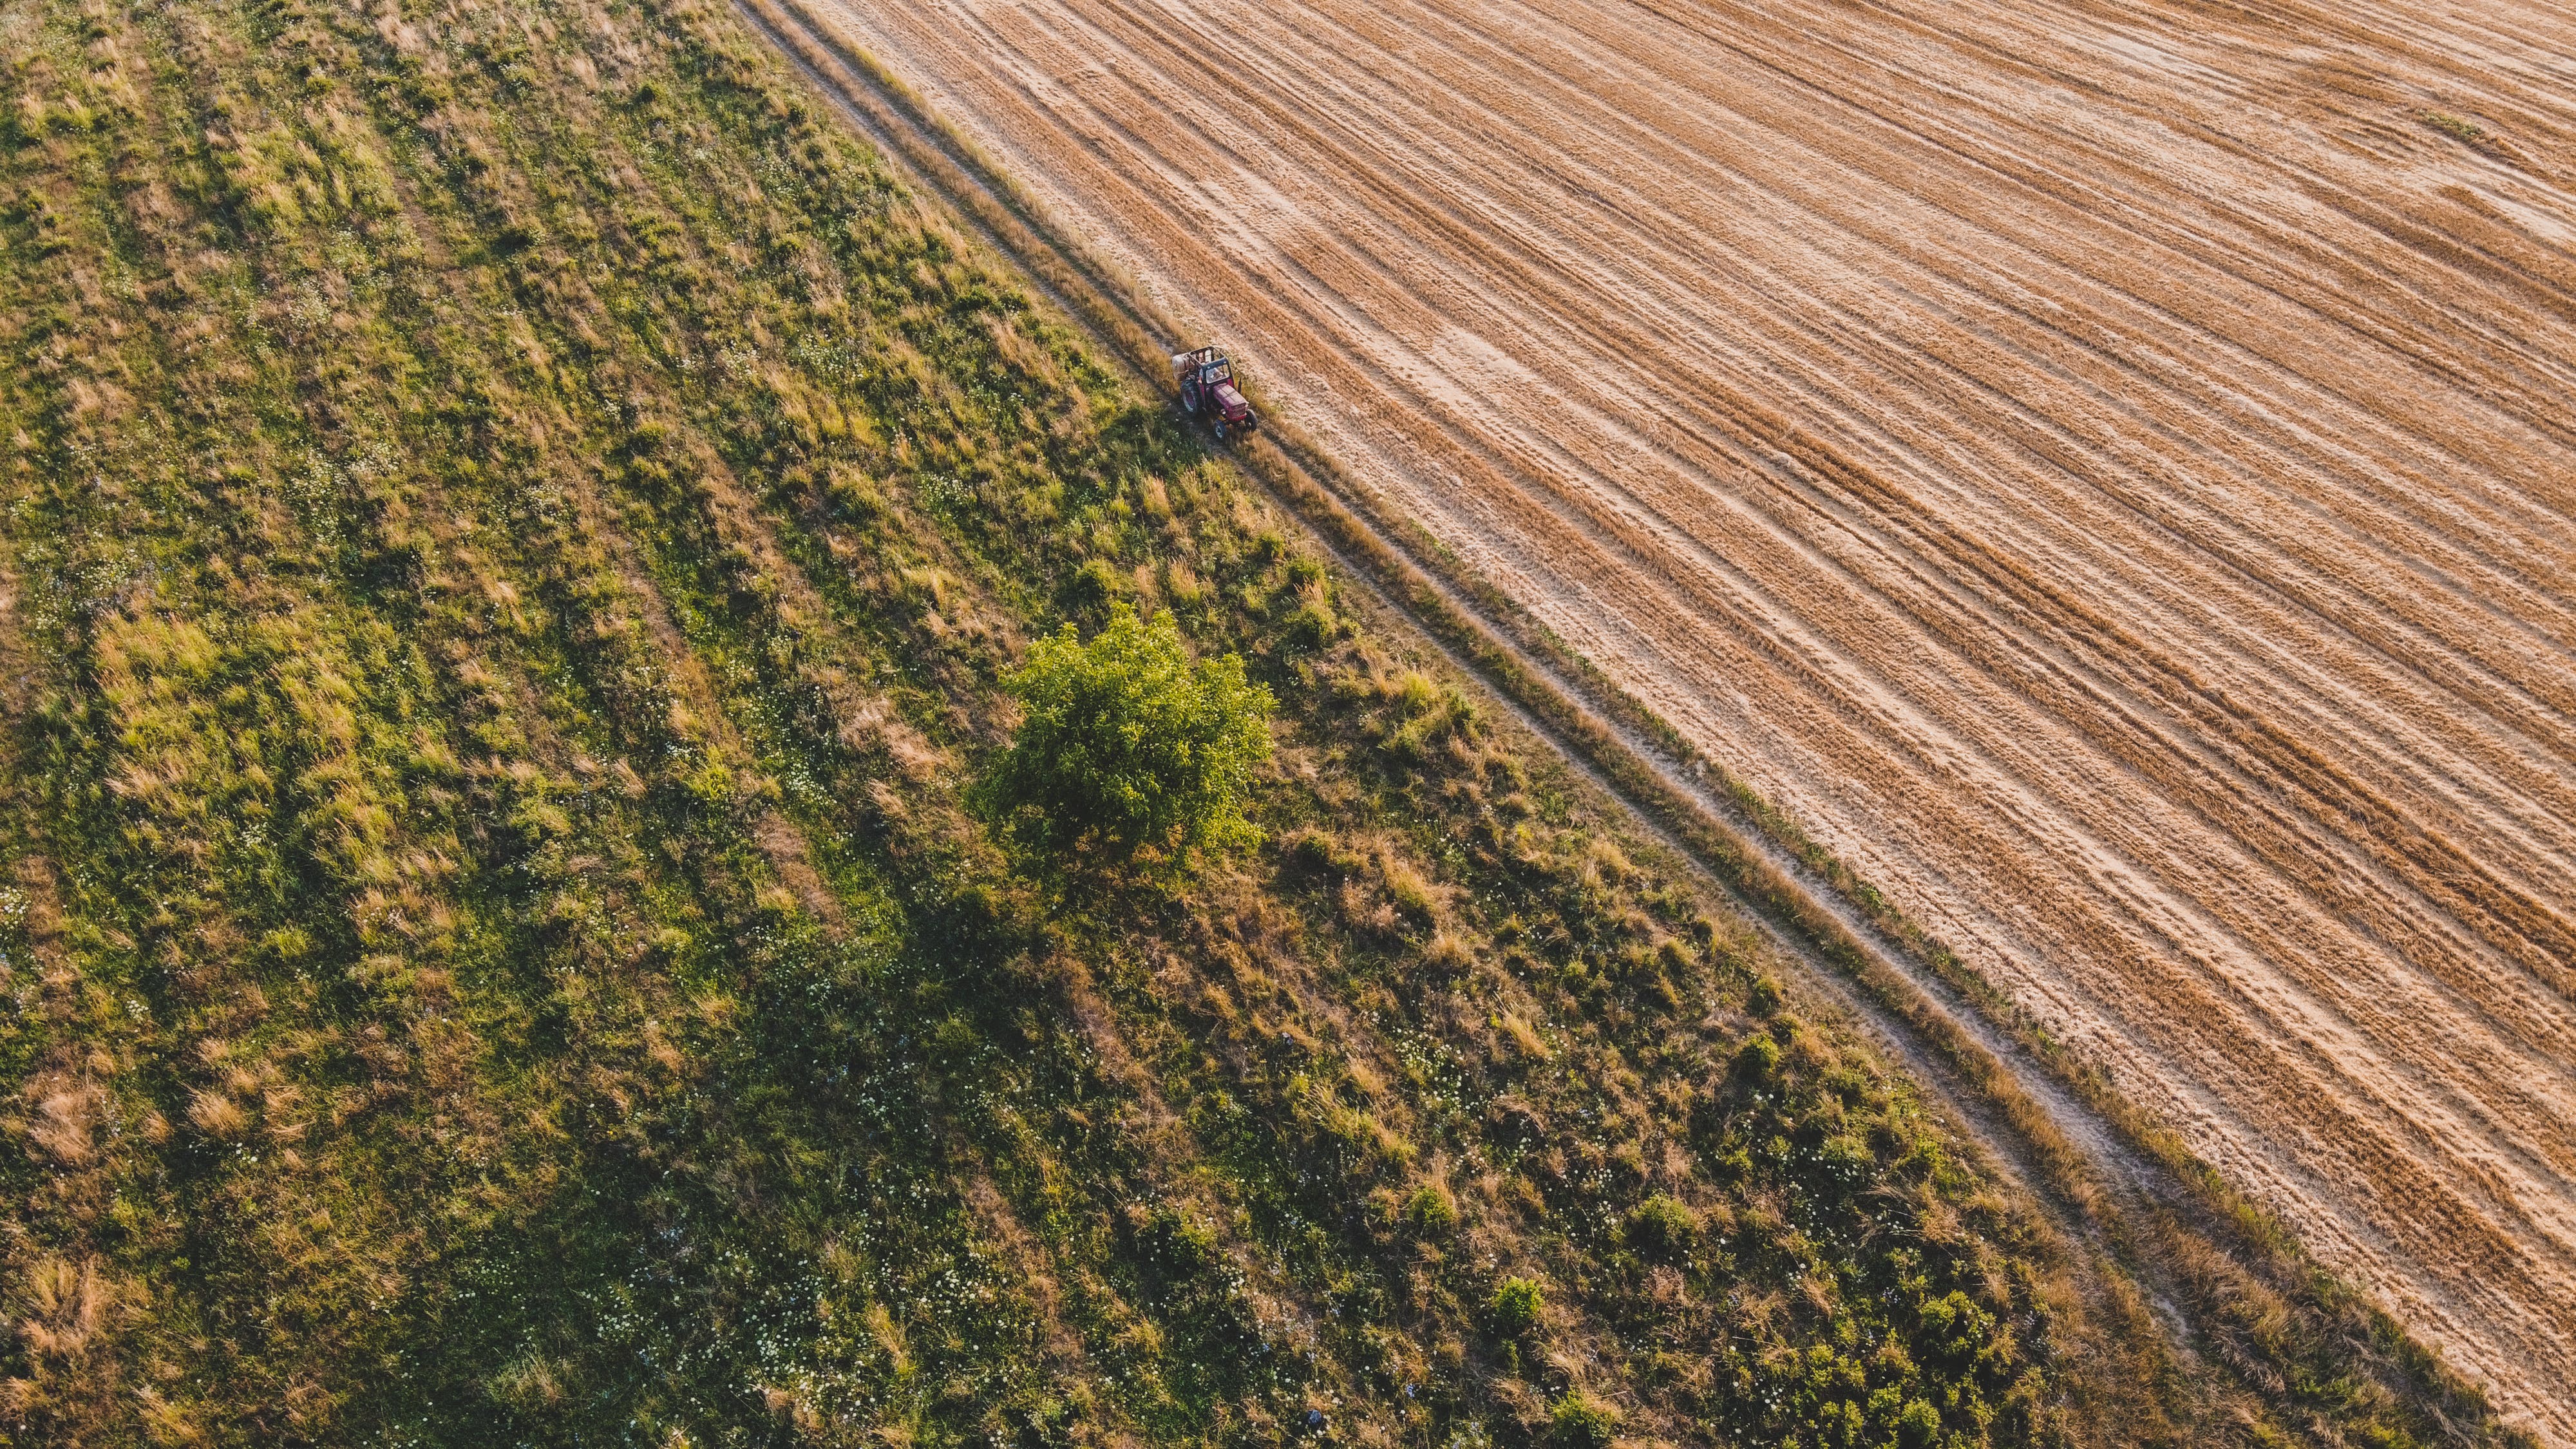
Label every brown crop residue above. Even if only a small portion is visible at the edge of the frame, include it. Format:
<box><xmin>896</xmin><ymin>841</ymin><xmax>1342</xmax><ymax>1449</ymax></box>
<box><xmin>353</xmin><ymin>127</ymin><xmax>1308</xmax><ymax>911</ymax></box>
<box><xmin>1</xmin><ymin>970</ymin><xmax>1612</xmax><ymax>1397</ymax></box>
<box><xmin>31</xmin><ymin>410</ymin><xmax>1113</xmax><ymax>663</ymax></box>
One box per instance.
<box><xmin>800</xmin><ymin>0</ymin><xmax>2576</xmax><ymax>1435</ymax></box>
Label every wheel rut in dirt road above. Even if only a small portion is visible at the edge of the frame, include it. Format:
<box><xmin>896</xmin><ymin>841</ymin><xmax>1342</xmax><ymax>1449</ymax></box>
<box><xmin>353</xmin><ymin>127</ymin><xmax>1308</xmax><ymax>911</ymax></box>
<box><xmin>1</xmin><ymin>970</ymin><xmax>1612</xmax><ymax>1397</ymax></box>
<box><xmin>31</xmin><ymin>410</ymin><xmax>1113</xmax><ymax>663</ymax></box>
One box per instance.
<box><xmin>741</xmin><ymin>0</ymin><xmax>2576</xmax><ymax>1436</ymax></box>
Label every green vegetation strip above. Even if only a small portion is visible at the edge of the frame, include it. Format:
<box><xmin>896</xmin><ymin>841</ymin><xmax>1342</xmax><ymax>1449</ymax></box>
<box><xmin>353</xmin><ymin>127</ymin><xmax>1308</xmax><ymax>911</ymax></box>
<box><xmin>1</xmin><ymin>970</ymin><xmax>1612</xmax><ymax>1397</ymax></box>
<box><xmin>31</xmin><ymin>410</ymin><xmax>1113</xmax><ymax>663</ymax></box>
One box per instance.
<box><xmin>0</xmin><ymin>0</ymin><xmax>2519</xmax><ymax>1446</ymax></box>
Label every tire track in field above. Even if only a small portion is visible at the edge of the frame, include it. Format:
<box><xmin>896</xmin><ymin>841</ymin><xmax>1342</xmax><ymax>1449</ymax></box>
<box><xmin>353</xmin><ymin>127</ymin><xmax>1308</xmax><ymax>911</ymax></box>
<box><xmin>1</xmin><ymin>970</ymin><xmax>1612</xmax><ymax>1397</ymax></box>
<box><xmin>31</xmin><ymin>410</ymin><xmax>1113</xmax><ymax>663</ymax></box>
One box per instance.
<box><xmin>791</xmin><ymin>0</ymin><xmax>2576</xmax><ymax>1433</ymax></box>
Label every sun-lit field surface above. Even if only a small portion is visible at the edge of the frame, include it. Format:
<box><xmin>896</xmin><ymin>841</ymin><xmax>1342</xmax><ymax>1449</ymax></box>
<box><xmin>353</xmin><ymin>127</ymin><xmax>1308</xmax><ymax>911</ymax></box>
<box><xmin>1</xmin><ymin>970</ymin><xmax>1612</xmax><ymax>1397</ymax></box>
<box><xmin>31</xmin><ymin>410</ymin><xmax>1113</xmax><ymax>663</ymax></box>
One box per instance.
<box><xmin>791</xmin><ymin>0</ymin><xmax>2576</xmax><ymax>1432</ymax></box>
<box><xmin>8</xmin><ymin>0</ymin><xmax>2342</xmax><ymax>1441</ymax></box>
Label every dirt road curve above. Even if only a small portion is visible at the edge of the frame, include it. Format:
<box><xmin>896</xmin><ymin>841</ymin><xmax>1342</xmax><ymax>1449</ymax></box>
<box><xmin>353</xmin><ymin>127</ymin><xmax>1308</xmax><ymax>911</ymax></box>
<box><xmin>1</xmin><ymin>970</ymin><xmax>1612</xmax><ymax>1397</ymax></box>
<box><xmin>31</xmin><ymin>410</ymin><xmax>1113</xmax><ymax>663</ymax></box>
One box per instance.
<box><xmin>796</xmin><ymin>0</ymin><xmax>2576</xmax><ymax>1431</ymax></box>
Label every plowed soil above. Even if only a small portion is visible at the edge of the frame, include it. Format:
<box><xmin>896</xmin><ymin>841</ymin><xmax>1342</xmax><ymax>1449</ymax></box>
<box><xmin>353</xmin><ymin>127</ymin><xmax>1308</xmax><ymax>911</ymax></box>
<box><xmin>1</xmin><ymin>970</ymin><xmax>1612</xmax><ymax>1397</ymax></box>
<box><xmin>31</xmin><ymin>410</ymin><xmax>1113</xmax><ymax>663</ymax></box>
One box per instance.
<box><xmin>795</xmin><ymin>0</ymin><xmax>2576</xmax><ymax>1433</ymax></box>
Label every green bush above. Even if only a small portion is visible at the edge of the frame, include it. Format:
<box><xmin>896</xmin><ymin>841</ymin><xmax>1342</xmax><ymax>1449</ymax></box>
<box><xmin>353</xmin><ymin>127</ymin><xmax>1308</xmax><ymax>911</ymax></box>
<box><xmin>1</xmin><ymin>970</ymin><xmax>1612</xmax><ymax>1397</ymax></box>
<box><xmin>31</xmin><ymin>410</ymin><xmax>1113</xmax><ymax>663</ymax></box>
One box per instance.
<box><xmin>982</xmin><ymin>604</ymin><xmax>1273</xmax><ymax>870</ymax></box>
<box><xmin>1489</xmin><ymin>1276</ymin><xmax>1546</xmax><ymax>1336</ymax></box>
<box><xmin>1405</xmin><ymin>1181</ymin><xmax>1459</xmax><ymax>1235</ymax></box>
<box><xmin>1549</xmin><ymin>1392</ymin><xmax>1619</xmax><ymax>1449</ymax></box>
<box><xmin>1732</xmin><ymin>1034</ymin><xmax>1781</xmax><ymax>1083</ymax></box>
<box><xmin>1624</xmin><ymin>1193</ymin><xmax>1698</xmax><ymax>1258</ymax></box>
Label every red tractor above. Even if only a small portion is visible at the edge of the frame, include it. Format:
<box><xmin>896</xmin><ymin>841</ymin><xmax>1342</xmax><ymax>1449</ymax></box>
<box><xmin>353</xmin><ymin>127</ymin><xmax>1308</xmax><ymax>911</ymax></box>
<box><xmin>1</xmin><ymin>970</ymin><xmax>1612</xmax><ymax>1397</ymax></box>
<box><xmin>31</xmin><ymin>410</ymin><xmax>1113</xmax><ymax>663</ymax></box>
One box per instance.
<box><xmin>1172</xmin><ymin>345</ymin><xmax>1258</xmax><ymax>442</ymax></box>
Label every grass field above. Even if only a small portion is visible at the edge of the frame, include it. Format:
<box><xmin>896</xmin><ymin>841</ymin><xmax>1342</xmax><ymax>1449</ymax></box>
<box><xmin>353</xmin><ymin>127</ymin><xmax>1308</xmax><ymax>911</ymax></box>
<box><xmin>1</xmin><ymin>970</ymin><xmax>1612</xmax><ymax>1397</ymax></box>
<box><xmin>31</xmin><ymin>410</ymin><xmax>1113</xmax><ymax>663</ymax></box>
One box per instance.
<box><xmin>0</xmin><ymin>0</ymin><xmax>2528</xmax><ymax>1445</ymax></box>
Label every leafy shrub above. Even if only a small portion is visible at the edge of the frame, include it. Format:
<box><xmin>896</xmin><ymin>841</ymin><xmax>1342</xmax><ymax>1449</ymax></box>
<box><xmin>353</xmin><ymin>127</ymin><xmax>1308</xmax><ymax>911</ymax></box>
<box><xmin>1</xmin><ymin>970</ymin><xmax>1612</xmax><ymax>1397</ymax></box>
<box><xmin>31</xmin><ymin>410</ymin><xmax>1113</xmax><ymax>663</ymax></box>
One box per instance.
<box><xmin>1549</xmin><ymin>1392</ymin><xmax>1619</xmax><ymax>1449</ymax></box>
<box><xmin>1405</xmin><ymin>1181</ymin><xmax>1459</xmax><ymax>1235</ymax></box>
<box><xmin>1896</xmin><ymin>1397</ymin><xmax>1943</xmax><ymax>1448</ymax></box>
<box><xmin>1489</xmin><ymin>1276</ymin><xmax>1546</xmax><ymax>1336</ymax></box>
<box><xmin>1732</xmin><ymin>1034</ymin><xmax>1781</xmax><ymax>1083</ymax></box>
<box><xmin>982</xmin><ymin>604</ymin><xmax>1273</xmax><ymax>870</ymax></box>
<box><xmin>1624</xmin><ymin>1194</ymin><xmax>1697</xmax><ymax>1258</ymax></box>
<box><xmin>1919</xmin><ymin>1290</ymin><xmax>1996</xmax><ymax>1372</ymax></box>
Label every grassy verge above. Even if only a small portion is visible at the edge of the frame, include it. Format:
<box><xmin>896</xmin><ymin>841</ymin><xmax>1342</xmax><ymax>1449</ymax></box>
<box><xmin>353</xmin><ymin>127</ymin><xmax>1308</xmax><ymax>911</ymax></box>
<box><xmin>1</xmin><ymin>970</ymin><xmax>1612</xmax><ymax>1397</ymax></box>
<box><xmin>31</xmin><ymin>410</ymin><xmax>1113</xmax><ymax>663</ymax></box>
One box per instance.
<box><xmin>0</xmin><ymin>0</ymin><xmax>2513</xmax><ymax>1446</ymax></box>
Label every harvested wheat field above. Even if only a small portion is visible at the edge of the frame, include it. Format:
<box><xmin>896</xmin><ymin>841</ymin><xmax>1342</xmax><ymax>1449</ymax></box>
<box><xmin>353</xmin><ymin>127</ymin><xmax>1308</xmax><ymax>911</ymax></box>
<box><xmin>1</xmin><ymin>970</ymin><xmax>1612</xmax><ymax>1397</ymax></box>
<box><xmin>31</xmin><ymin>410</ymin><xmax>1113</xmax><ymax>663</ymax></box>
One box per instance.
<box><xmin>785</xmin><ymin>0</ymin><xmax>2576</xmax><ymax>1434</ymax></box>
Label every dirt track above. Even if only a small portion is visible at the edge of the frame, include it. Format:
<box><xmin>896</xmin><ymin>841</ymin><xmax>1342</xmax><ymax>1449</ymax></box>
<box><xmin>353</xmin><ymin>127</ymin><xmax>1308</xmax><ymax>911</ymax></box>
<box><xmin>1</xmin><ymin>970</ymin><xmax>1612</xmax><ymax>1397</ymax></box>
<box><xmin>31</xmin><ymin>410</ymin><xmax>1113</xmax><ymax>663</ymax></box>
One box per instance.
<box><xmin>791</xmin><ymin>0</ymin><xmax>2576</xmax><ymax>1432</ymax></box>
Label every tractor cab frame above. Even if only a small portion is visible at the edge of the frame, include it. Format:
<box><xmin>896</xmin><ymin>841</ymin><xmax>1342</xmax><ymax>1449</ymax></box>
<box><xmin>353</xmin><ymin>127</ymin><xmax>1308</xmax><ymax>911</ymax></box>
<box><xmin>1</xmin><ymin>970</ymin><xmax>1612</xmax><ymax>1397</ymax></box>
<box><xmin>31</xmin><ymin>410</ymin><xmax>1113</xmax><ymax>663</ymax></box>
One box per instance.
<box><xmin>1172</xmin><ymin>345</ymin><xmax>1258</xmax><ymax>440</ymax></box>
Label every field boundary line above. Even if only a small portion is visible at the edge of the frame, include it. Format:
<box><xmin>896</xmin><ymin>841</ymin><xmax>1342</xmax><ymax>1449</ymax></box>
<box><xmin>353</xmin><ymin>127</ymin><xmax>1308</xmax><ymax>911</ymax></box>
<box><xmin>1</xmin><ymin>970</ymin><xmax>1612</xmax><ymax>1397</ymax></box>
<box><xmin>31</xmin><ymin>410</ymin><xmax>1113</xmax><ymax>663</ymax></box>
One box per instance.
<box><xmin>732</xmin><ymin>2</ymin><xmax>2528</xmax><ymax>1439</ymax></box>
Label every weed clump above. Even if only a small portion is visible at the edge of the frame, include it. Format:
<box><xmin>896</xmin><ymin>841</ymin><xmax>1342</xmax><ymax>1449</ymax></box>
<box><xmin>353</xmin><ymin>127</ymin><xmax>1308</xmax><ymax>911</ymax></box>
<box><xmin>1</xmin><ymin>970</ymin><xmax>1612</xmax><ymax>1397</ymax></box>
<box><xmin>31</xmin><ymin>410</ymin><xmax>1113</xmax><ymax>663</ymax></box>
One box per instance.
<box><xmin>1548</xmin><ymin>1392</ymin><xmax>1618</xmax><ymax>1449</ymax></box>
<box><xmin>1405</xmin><ymin>1180</ymin><xmax>1461</xmax><ymax>1236</ymax></box>
<box><xmin>1489</xmin><ymin>1276</ymin><xmax>1546</xmax><ymax>1337</ymax></box>
<box><xmin>1624</xmin><ymin>1193</ymin><xmax>1698</xmax><ymax>1258</ymax></box>
<box><xmin>2421</xmin><ymin>109</ymin><xmax>2488</xmax><ymax>144</ymax></box>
